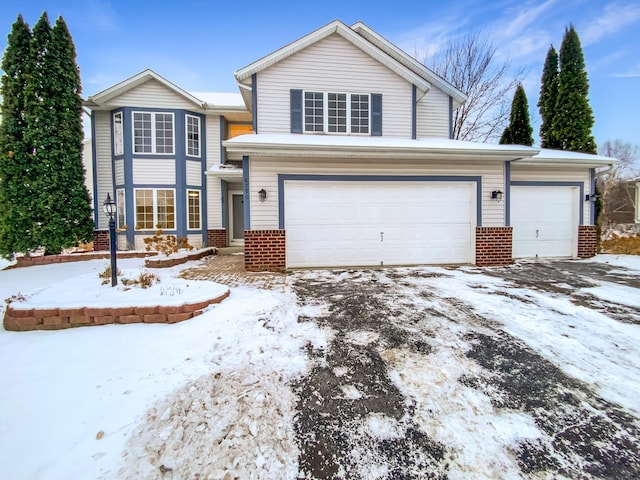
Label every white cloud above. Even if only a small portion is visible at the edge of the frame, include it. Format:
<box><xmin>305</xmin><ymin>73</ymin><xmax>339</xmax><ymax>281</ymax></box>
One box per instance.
<box><xmin>581</xmin><ymin>2</ymin><xmax>640</xmax><ymax>45</ymax></box>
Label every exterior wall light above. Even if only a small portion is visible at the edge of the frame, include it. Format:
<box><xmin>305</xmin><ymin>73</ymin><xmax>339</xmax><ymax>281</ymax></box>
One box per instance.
<box><xmin>258</xmin><ymin>189</ymin><xmax>267</xmax><ymax>202</ymax></box>
<box><xmin>491</xmin><ymin>190</ymin><xmax>503</xmax><ymax>202</ymax></box>
<box><xmin>102</xmin><ymin>193</ymin><xmax>118</xmax><ymax>287</ymax></box>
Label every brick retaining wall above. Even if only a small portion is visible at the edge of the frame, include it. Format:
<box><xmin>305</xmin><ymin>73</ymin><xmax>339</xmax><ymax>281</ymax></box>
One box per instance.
<box><xmin>476</xmin><ymin>227</ymin><xmax>513</xmax><ymax>266</ymax></box>
<box><xmin>3</xmin><ymin>290</ymin><xmax>230</xmax><ymax>332</ymax></box>
<box><xmin>94</xmin><ymin>230</ymin><xmax>110</xmax><ymax>251</ymax></box>
<box><xmin>244</xmin><ymin>230</ymin><xmax>286</xmax><ymax>272</ymax></box>
<box><xmin>144</xmin><ymin>248</ymin><xmax>215</xmax><ymax>268</ymax></box>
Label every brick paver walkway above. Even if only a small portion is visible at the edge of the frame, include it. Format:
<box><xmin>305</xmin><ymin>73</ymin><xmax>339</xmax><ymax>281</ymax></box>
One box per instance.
<box><xmin>179</xmin><ymin>254</ymin><xmax>286</xmax><ymax>290</ymax></box>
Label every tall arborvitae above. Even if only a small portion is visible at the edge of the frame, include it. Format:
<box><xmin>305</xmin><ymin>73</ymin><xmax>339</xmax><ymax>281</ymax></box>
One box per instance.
<box><xmin>499</xmin><ymin>84</ymin><xmax>533</xmax><ymax>146</ymax></box>
<box><xmin>0</xmin><ymin>15</ymin><xmax>33</xmax><ymax>256</ymax></box>
<box><xmin>551</xmin><ymin>25</ymin><xmax>596</xmax><ymax>153</ymax></box>
<box><xmin>538</xmin><ymin>45</ymin><xmax>560</xmax><ymax>149</ymax></box>
<box><xmin>35</xmin><ymin>16</ymin><xmax>93</xmax><ymax>254</ymax></box>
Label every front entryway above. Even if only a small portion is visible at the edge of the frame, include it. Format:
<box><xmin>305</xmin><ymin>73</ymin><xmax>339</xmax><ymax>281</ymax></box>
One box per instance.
<box><xmin>284</xmin><ymin>180</ymin><xmax>476</xmax><ymax>268</ymax></box>
<box><xmin>229</xmin><ymin>190</ymin><xmax>244</xmax><ymax>246</ymax></box>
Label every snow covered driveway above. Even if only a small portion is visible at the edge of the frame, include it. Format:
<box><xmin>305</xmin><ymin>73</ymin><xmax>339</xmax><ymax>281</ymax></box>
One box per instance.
<box><xmin>290</xmin><ymin>256</ymin><xmax>640</xmax><ymax>479</ymax></box>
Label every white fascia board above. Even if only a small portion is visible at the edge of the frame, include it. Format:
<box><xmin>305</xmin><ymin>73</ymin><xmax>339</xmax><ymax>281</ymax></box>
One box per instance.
<box><xmin>223</xmin><ymin>134</ymin><xmax>538</xmax><ymax>161</ymax></box>
<box><xmin>513</xmin><ymin>148</ymin><xmax>619</xmax><ymax>168</ymax></box>
<box><xmin>234</xmin><ymin>20</ymin><xmax>431</xmax><ymax>93</ymax></box>
<box><xmin>350</xmin><ymin>21</ymin><xmax>468</xmax><ymax>106</ymax></box>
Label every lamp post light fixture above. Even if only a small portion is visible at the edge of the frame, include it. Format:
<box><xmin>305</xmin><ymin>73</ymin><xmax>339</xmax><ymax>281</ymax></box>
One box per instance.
<box><xmin>491</xmin><ymin>190</ymin><xmax>504</xmax><ymax>202</ymax></box>
<box><xmin>102</xmin><ymin>193</ymin><xmax>118</xmax><ymax>287</ymax></box>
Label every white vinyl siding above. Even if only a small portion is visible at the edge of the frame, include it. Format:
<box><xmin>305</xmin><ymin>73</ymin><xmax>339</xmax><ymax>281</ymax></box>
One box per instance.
<box><xmin>132</xmin><ymin>158</ymin><xmax>175</xmax><ymax>184</ymax></box>
<box><xmin>109</xmin><ymin>79</ymin><xmax>201</xmax><ymax>110</ymax></box>
<box><xmin>187</xmin><ymin>234</ymin><xmax>203</xmax><ymax>249</ymax></box>
<box><xmin>248</xmin><ymin>157</ymin><xmax>504</xmax><ymax>229</ymax></box>
<box><xmin>205</xmin><ymin>114</ymin><xmax>221</xmax><ymax>169</ymax></box>
<box><xmin>186</xmin><ymin>160</ymin><xmax>202</xmax><ymax>186</ymax></box>
<box><xmin>115</xmin><ymin>159</ymin><xmax>125</xmax><ymax>185</ymax></box>
<box><xmin>257</xmin><ymin>33</ymin><xmax>412</xmax><ymax>137</ymax></box>
<box><xmin>206</xmin><ymin>177</ymin><xmax>223</xmax><ymax>228</ymax></box>
<box><xmin>416</xmin><ymin>89</ymin><xmax>450</xmax><ymax>138</ymax></box>
<box><xmin>94</xmin><ymin>111</ymin><xmax>113</xmax><ymax>230</ymax></box>
<box><xmin>511</xmin><ymin>165</ymin><xmax>591</xmax><ymax>225</ymax></box>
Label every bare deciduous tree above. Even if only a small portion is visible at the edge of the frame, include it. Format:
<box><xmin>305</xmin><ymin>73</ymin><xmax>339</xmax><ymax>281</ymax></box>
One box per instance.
<box><xmin>421</xmin><ymin>31</ymin><xmax>525</xmax><ymax>143</ymax></box>
<box><xmin>597</xmin><ymin>140</ymin><xmax>640</xmax><ymax>225</ymax></box>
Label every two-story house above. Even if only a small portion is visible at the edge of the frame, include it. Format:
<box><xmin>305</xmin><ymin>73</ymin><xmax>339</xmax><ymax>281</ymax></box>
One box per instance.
<box><xmin>85</xmin><ymin>20</ymin><xmax>615</xmax><ymax>272</ymax></box>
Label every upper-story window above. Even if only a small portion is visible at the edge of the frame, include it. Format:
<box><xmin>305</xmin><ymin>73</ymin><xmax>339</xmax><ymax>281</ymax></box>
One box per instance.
<box><xmin>133</xmin><ymin>112</ymin><xmax>174</xmax><ymax>154</ymax></box>
<box><xmin>113</xmin><ymin>112</ymin><xmax>123</xmax><ymax>155</ymax></box>
<box><xmin>304</xmin><ymin>91</ymin><xmax>370</xmax><ymax>134</ymax></box>
<box><xmin>186</xmin><ymin>114</ymin><xmax>201</xmax><ymax>157</ymax></box>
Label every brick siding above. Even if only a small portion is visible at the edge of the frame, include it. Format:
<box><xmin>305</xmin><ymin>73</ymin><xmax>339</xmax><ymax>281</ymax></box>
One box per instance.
<box><xmin>578</xmin><ymin>225</ymin><xmax>599</xmax><ymax>258</ymax></box>
<box><xmin>244</xmin><ymin>230</ymin><xmax>286</xmax><ymax>272</ymax></box>
<box><xmin>207</xmin><ymin>229</ymin><xmax>228</xmax><ymax>248</ymax></box>
<box><xmin>93</xmin><ymin>229</ymin><xmax>110</xmax><ymax>251</ymax></box>
<box><xmin>475</xmin><ymin>227</ymin><xmax>513</xmax><ymax>266</ymax></box>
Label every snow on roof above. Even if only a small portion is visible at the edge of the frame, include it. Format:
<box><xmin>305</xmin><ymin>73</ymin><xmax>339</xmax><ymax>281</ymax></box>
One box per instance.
<box><xmin>223</xmin><ymin>133</ymin><xmax>539</xmax><ymax>159</ymax></box>
<box><xmin>533</xmin><ymin>148</ymin><xmax>618</xmax><ymax>163</ymax></box>
<box><xmin>189</xmin><ymin>91</ymin><xmax>245</xmax><ymax>109</ymax></box>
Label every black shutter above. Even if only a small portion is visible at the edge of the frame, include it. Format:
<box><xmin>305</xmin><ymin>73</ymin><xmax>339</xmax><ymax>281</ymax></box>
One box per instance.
<box><xmin>290</xmin><ymin>89</ymin><xmax>303</xmax><ymax>133</ymax></box>
<box><xmin>371</xmin><ymin>93</ymin><xmax>382</xmax><ymax>136</ymax></box>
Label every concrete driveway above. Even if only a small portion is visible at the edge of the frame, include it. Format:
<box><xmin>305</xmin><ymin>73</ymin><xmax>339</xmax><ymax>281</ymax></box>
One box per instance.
<box><xmin>288</xmin><ymin>257</ymin><xmax>640</xmax><ymax>479</ymax></box>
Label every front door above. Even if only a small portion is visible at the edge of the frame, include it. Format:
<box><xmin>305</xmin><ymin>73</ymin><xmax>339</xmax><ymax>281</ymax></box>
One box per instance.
<box><xmin>229</xmin><ymin>190</ymin><xmax>244</xmax><ymax>246</ymax></box>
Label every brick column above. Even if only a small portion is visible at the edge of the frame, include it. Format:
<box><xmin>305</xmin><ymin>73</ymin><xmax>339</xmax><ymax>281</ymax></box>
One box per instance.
<box><xmin>244</xmin><ymin>230</ymin><xmax>286</xmax><ymax>272</ymax></box>
<box><xmin>476</xmin><ymin>227</ymin><xmax>513</xmax><ymax>266</ymax></box>
<box><xmin>207</xmin><ymin>229</ymin><xmax>228</xmax><ymax>248</ymax></box>
<box><xmin>578</xmin><ymin>225</ymin><xmax>598</xmax><ymax>258</ymax></box>
<box><xmin>93</xmin><ymin>230</ymin><xmax>109</xmax><ymax>251</ymax></box>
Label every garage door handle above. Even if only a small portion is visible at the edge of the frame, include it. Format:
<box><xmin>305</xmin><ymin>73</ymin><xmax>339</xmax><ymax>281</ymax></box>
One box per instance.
<box><xmin>536</xmin><ymin>229</ymin><xmax>539</xmax><ymax>238</ymax></box>
<box><xmin>381</xmin><ymin>232</ymin><xmax>384</xmax><ymax>242</ymax></box>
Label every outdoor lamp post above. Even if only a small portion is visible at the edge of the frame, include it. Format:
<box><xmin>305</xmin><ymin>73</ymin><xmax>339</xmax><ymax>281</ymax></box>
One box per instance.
<box><xmin>102</xmin><ymin>193</ymin><xmax>118</xmax><ymax>287</ymax></box>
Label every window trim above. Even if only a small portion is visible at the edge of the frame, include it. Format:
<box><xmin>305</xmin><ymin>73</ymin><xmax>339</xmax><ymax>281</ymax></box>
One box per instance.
<box><xmin>132</xmin><ymin>111</ymin><xmax>175</xmax><ymax>155</ymax></box>
<box><xmin>116</xmin><ymin>188</ymin><xmax>126</xmax><ymax>229</ymax></box>
<box><xmin>303</xmin><ymin>91</ymin><xmax>370</xmax><ymax>135</ymax></box>
<box><xmin>113</xmin><ymin>111</ymin><xmax>123</xmax><ymax>156</ymax></box>
<box><xmin>186</xmin><ymin>189</ymin><xmax>202</xmax><ymax>230</ymax></box>
<box><xmin>134</xmin><ymin>187</ymin><xmax>176</xmax><ymax>231</ymax></box>
<box><xmin>185</xmin><ymin>114</ymin><xmax>201</xmax><ymax>157</ymax></box>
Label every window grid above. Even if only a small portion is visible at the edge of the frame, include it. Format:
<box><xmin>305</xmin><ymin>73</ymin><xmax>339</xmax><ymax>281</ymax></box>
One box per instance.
<box><xmin>303</xmin><ymin>91</ymin><xmax>370</xmax><ymax>134</ymax></box>
<box><xmin>187</xmin><ymin>190</ymin><xmax>201</xmax><ymax>230</ymax></box>
<box><xmin>133</xmin><ymin>112</ymin><xmax>174</xmax><ymax>154</ymax></box>
<box><xmin>116</xmin><ymin>189</ymin><xmax>126</xmax><ymax>228</ymax></box>
<box><xmin>351</xmin><ymin>94</ymin><xmax>370</xmax><ymax>134</ymax></box>
<box><xmin>113</xmin><ymin>112</ymin><xmax>123</xmax><ymax>155</ymax></box>
<box><xmin>134</xmin><ymin>189</ymin><xmax>176</xmax><ymax>230</ymax></box>
<box><xmin>186</xmin><ymin>115</ymin><xmax>201</xmax><ymax>157</ymax></box>
<box><xmin>327</xmin><ymin>93</ymin><xmax>347</xmax><ymax>133</ymax></box>
<box><xmin>304</xmin><ymin>91</ymin><xmax>324</xmax><ymax>132</ymax></box>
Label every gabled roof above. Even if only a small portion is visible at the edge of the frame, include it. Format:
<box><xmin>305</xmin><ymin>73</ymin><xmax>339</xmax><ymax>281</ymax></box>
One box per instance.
<box><xmin>84</xmin><ymin>70</ymin><xmax>248</xmax><ymax>114</ymax></box>
<box><xmin>85</xmin><ymin>69</ymin><xmax>204</xmax><ymax>109</ymax></box>
<box><xmin>234</xmin><ymin>20</ymin><xmax>434</xmax><ymax>95</ymax></box>
<box><xmin>350</xmin><ymin>21</ymin><xmax>467</xmax><ymax>107</ymax></box>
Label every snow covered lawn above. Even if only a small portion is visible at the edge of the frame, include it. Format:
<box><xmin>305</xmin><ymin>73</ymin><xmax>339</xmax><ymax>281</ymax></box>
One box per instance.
<box><xmin>1</xmin><ymin>255</ymin><xmax>639</xmax><ymax>479</ymax></box>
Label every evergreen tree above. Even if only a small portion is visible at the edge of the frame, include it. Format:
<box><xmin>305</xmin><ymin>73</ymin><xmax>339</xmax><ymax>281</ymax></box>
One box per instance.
<box><xmin>36</xmin><ymin>16</ymin><xmax>93</xmax><ymax>254</ymax></box>
<box><xmin>538</xmin><ymin>45</ymin><xmax>560</xmax><ymax>148</ymax></box>
<box><xmin>499</xmin><ymin>84</ymin><xmax>533</xmax><ymax>146</ymax></box>
<box><xmin>0</xmin><ymin>12</ymin><xmax>93</xmax><ymax>256</ymax></box>
<box><xmin>0</xmin><ymin>15</ymin><xmax>34</xmax><ymax>256</ymax></box>
<box><xmin>551</xmin><ymin>25</ymin><xmax>596</xmax><ymax>154</ymax></box>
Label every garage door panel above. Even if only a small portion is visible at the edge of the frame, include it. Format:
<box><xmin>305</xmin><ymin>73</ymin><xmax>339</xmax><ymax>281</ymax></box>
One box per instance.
<box><xmin>512</xmin><ymin>186</ymin><xmax>578</xmax><ymax>258</ymax></box>
<box><xmin>285</xmin><ymin>181</ymin><xmax>475</xmax><ymax>268</ymax></box>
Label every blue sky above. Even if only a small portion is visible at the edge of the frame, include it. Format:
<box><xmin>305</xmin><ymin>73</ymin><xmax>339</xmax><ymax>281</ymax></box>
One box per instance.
<box><xmin>1</xmin><ymin>0</ymin><xmax>639</xmax><ymax>148</ymax></box>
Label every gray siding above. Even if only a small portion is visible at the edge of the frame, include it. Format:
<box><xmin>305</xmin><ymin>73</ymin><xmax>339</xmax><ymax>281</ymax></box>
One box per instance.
<box><xmin>94</xmin><ymin>111</ymin><xmax>113</xmax><ymax>229</ymax></box>
<box><xmin>132</xmin><ymin>159</ymin><xmax>176</xmax><ymax>184</ymax></box>
<box><xmin>257</xmin><ymin>33</ymin><xmax>413</xmax><ymax>137</ymax></box>
<box><xmin>110</xmin><ymin>80</ymin><xmax>200</xmax><ymax>110</ymax></box>
<box><xmin>416</xmin><ymin>88</ymin><xmax>450</xmax><ymax>138</ymax></box>
<box><xmin>115</xmin><ymin>159</ymin><xmax>125</xmax><ymax>185</ymax></box>
<box><xmin>186</xmin><ymin>160</ymin><xmax>202</xmax><ymax>186</ymax></box>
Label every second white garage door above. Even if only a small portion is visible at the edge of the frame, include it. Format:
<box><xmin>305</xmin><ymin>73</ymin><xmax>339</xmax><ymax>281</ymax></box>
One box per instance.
<box><xmin>284</xmin><ymin>181</ymin><xmax>475</xmax><ymax>268</ymax></box>
<box><xmin>511</xmin><ymin>185</ymin><xmax>579</xmax><ymax>258</ymax></box>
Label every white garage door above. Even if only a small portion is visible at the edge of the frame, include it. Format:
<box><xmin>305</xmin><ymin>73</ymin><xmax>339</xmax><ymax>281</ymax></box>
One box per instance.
<box><xmin>285</xmin><ymin>181</ymin><xmax>475</xmax><ymax>268</ymax></box>
<box><xmin>511</xmin><ymin>186</ymin><xmax>579</xmax><ymax>258</ymax></box>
